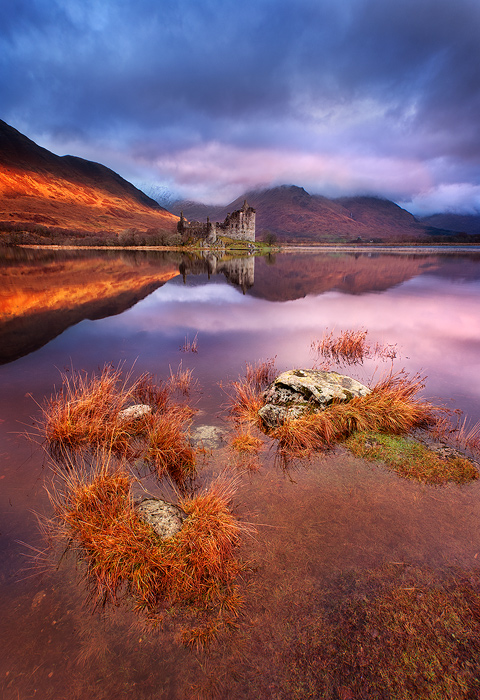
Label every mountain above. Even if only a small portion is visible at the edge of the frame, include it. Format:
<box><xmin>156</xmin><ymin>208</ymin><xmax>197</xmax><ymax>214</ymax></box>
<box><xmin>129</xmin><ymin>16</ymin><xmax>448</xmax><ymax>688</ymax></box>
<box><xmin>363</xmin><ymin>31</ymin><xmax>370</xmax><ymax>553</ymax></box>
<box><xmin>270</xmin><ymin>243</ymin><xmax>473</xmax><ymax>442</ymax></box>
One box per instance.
<box><xmin>419</xmin><ymin>213</ymin><xmax>480</xmax><ymax>236</ymax></box>
<box><xmin>169</xmin><ymin>185</ymin><xmax>460</xmax><ymax>243</ymax></box>
<box><xmin>0</xmin><ymin>120</ymin><xmax>178</xmax><ymax>242</ymax></box>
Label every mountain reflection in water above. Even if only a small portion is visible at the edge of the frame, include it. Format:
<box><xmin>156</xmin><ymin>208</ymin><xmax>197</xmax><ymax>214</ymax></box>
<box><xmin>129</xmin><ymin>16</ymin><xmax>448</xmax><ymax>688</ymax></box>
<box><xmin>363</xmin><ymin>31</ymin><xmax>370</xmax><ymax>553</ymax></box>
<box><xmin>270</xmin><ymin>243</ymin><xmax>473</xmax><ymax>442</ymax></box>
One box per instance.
<box><xmin>2</xmin><ymin>247</ymin><xmax>480</xmax><ymax>364</ymax></box>
<box><xmin>1</xmin><ymin>247</ymin><xmax>480</xmax><ymax>700</ymax></box>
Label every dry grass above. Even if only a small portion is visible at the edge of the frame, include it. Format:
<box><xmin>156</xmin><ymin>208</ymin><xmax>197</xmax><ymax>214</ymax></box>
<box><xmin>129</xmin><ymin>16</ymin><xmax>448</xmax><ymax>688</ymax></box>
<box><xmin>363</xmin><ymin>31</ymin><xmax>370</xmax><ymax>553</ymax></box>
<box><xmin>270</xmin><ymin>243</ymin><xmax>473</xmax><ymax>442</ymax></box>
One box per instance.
<box><xmin>181</xmin><ymin>333</ymin><xmax>199</xmax><ymax>353</ymax></box>
<box><xmin>244</xmin><ymin>357</ymin><xmax>277</xmax><ymax>392</ymax></box>
<box><xmin>46</xmin><ymin>456</ymin><xmax>247</xmax><ymax>635</ymax></box>
<box><xmin>346</xmin><ymin>431</ymin><xmax>478</xmax><ymax>485</ymax></box>
<box><xmin>37</xmin><ymin>364</ymin><xmax>197</xmax><ymax>487</ymax></box>
<box><xmin>430</xmin><ymin>413</ymin><xmax>480</xmax><ymax>456</ymax></box>
<box><xmin>168</xmin><ymin>361</ymin><xmax>196</xmax><ymax>396</ymax></box>
<box><xmin>228</xmin><ymin>379</ymin><xmax>265</xmax><ymax>426</ymax></box>
<box><xmin>271</xmin><ymin>372</ymin><xmax>438</xmax><ymax>459</ymax></box>
<box><xmin>145</xmin><ymin>408</ymin><xmax>196</xmax><ymax>487</ymax></box>
<box><xmin>40</xmin><ymin>364</ymin><xmax>142</xmax><ymax>458</ymax></box>
<box><xmin>132</xmin><ymin>372</ymin><xmax>170</xmax><ymax>412</ymax></box>
<box><xmin>227</xmin><ymin>358</ymin><xmax>277</xmax><ymax>428</ymax></box>
<box><xmin>229</xmin><ymin>428</ymin><xmax>263</xmax><ymax>455</ymax></box>
<box><xmin>312</xmin><ymin>328</ymin><xmax>397</xmax><ymax>366</ymax></box>
<box><xmin>225</xmin><ymin>359</ymin><xmax>276</xmax><ymax>468</ymax></box>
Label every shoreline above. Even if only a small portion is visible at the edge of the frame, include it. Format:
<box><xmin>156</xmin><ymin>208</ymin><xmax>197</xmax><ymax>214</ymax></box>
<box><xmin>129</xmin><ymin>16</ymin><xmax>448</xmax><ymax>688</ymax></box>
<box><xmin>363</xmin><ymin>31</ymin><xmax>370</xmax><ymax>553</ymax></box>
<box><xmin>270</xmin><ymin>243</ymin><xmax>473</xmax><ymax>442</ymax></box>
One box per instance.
<box><xmin>12</xmin><ymin>243</ymin><xmax>480</xmax><ymax>254</ymax></box>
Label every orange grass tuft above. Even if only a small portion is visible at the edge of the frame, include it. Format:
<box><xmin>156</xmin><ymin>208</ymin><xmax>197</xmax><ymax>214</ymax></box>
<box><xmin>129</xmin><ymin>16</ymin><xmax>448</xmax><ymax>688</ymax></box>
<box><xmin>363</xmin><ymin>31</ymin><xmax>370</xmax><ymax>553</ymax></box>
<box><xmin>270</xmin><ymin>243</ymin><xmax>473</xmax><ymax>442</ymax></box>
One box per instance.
<box><xmin>168</xmin><ymin>361</ymin><xmax>196</xmax><ymax>396</ymax></box>
<box><xmin>271</xmin><ymin>372</ymin><xmax>439</xmax><ymax>458</ymax></box>
<box><xmin>312</xmin><ymin>328</ymin><xmax>397</xmax><ymax>366</ymax></box>
<box><xmin>145</xmin><ymin>408</ymin><xmax>196</xmax><ymax>486</ymax></box>
<box><xmin>41</xmin><ymin>364</ymin><xmax>140</xmax><ymax>457</ymax></box>
<box><xmin>229</xmin><ymin>428</ymin><xmax>263</xmax><ymax>455</ymax></box>
<box><xmin>38</xmin><ymin>364</ymin><xmax>197</xmax><ymax>486</ymax></box>
<box><xmin>244</xmin><ymin>357</ymin><xmax>277</xmax><ymax>392</ymax></box>
<box><xmin>228</xmin><ymin>379</ymin><xmax>265</xmax><ymax>426</ymax></box>
<box><xmin>226</xmin><ymin>358</ymin><xmax>277</xmax><ymax>430</ymax></box>
<box><xmin>132</xmin><ymin>372</ymin><xmax>170</xmax><ymax>412</ymax></box>
<box><xmin>47</xmin><ymin>458</ymin><xmax>247</xmax><ymax>625</ymax></box>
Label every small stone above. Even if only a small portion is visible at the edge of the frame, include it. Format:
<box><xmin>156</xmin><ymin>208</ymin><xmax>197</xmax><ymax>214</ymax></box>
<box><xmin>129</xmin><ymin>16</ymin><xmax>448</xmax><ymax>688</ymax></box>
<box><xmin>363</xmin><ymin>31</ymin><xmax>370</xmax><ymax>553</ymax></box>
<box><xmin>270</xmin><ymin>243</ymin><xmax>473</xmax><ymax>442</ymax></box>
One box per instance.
<box><xmin>118</xmin><ymin>404</ymin><xmax>151</xmax><ymax>422</ymax></box>
<box><xmin>136</xmin><ymin>498</ymin><xmax>187</xmax><ymax>539</ymax></box>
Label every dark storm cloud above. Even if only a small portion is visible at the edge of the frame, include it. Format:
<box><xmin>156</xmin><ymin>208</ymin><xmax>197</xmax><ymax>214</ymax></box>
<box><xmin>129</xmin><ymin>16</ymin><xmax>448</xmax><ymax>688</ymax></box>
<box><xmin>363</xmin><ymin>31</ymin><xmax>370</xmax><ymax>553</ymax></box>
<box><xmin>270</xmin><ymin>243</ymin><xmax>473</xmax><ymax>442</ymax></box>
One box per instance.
<box><xmin>1</xmin><ymin>0</ymin><xmax>480</xmax><ymax>209</ymax></box>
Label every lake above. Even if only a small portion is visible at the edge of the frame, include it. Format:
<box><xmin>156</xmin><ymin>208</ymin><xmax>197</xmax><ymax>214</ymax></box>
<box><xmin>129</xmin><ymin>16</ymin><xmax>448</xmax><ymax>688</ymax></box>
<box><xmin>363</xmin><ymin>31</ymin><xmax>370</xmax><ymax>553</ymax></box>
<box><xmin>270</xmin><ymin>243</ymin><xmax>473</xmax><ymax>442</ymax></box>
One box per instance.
<box><xmin>1</xmin><ymin>246</ymin><xmax>480</xmax><ymax>699</ymax></box>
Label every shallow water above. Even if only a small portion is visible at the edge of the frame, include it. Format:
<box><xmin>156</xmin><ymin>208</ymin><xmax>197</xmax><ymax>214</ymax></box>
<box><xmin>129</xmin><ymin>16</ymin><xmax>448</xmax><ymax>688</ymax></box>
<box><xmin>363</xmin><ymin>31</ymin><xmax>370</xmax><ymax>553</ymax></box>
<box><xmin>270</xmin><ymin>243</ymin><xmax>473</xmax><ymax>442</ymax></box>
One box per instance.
<box><xmin>1</xmin><ymin>247</ymin><xmax>480</xmax><ymax>699</ymax></box>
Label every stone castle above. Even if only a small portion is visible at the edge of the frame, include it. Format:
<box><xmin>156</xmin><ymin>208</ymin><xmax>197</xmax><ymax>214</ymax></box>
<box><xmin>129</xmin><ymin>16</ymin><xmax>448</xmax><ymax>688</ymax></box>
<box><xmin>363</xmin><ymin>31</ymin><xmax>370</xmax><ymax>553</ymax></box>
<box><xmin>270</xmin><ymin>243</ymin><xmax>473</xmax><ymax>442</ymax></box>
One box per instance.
<box><xmin>177</xmin><ymin>200</ymin><xmax>255</xmax><ymax>245</ymax></box>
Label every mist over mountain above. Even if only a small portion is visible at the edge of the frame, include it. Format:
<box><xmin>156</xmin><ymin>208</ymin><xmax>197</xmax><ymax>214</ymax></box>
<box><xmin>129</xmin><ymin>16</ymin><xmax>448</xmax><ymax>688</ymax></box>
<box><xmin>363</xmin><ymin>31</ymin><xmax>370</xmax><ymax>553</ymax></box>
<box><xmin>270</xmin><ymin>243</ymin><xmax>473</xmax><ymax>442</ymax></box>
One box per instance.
<box><xmin>166</xmin><ymin>185</ymin><xmax>464</xmax><ymax>244</ymax></box>
<box><xmin>1</xmin><ymin>120</ymin><xmax>479</xmax><ymax>246</ymax></box>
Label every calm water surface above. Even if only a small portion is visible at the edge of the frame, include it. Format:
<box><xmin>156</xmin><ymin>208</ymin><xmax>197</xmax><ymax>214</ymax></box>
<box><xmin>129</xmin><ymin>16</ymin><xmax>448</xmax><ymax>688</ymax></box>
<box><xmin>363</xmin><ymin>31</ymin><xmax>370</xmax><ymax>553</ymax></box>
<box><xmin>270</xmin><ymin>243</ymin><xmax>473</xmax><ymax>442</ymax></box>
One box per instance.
<box><xmin>1</xmin><ymin>247</ymin><xmax>480</xmax><ymax>699</ymax></box>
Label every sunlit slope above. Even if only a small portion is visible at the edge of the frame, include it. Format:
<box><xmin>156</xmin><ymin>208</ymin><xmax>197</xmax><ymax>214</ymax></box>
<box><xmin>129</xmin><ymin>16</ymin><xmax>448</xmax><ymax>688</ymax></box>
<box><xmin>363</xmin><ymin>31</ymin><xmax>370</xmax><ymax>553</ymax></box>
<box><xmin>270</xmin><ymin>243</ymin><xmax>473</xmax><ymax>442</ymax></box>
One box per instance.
<box><xmin>0</xmin><ymin>252</ymin><xmax>180</xmax><ymax>362</ymax></box>
<box><xmin>0</xmin><ymin>120</ymin><xmax>178</xmax><ymax>236</ymax></box>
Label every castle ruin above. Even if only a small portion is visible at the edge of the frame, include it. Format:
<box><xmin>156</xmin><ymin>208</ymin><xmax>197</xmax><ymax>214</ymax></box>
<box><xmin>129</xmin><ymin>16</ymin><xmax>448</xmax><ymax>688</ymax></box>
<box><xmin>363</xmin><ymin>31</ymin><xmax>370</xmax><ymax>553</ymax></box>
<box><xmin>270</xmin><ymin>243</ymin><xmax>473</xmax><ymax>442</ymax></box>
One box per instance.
<box><xmin>177</xmin><ymin>200</ymin><xmax>255</xmax><ymax>245</ymax></box>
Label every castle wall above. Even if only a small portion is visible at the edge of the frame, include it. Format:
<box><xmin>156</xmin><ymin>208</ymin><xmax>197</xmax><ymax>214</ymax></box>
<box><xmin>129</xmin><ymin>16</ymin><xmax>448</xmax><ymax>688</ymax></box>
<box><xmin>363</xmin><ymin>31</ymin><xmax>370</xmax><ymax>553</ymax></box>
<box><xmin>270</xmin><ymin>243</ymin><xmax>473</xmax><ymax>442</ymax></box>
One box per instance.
<box><xmin>178</xmin><ymin>201</ymin><xmax>255</xmax><ymax>244</ymax></box>
<box><xmin>216</xmin><ymin>201</ymin><xmax>255</xmax><ymax>242</ymax></box>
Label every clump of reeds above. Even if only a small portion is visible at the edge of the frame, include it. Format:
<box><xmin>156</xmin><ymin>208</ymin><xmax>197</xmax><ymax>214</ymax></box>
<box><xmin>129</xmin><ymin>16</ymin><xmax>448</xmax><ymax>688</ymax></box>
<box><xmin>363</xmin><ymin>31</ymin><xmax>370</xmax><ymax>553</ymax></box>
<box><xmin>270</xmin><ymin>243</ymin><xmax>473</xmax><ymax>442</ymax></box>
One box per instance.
<box><xmin>37</xmin><ymin>364</ymin><xmax>197</xmax><ymax>487</ymax></box>
<box><xmin>227</xmin><ymin>358</ymin><xmax>277</xmax><ymax>427</ymax></box>
<box><xmin>228</xmin><ymin>379</ymin><xmax>266</xmax><ymax>426</ymax></box>
<box><xmin>181</xmin><ymin>333</ymin><xmax>198</xmax><ymax>353</ymax></box>
<box><xmin>145</xmin><ymin>408</ymin><xmax>196</xmax><ymax>486</ymax></box>
<box><xmin>346</xmin><ymin>431</ymin><xmax>478</xmax><ymax>485</ymax></box>
<box><xmin>229</xmin><ymin>428</ymin><xmax>263</xmax><ymax>455</ymax></box>
<box><xmin>245</xmin><ymin>357</ymin><xmax>277</xmax><ymax>392</ymax></box>
<box><xmin>168</xmin><ymin>361</ymin><xmax>196</xmax><ymax>396</ymax></box>
<box><xmin>40</xmin><ymin>364</ymin><xmax>140</xmax><ymax>458</ymax></box>
<box><xmin>271</xmin><ymin>372</ymin><xmax>438</xmax><ymax>459</ymax></box>
<box><xmin>227</xmin><ymin>427</ymin><xmax>263</xmax><ymax>472</ymax></box>
<box><xmin>311</xmin><ymin>328</ymin><xmax>397</xmax><ymax>366</ymax></box>
<box><xmin>47</xmin><ymin>456</ymin><xmax>247</xmax><ymax>630</ymax></box>
<box><xmin>430</xmin><ymin>413</ymin><xmax>480</xmax><ymax>456</ymax></box>
<box><xmin>225</xmin><ymin>359</ymin><xmax>276</xmax><ymax>469</ymax></box>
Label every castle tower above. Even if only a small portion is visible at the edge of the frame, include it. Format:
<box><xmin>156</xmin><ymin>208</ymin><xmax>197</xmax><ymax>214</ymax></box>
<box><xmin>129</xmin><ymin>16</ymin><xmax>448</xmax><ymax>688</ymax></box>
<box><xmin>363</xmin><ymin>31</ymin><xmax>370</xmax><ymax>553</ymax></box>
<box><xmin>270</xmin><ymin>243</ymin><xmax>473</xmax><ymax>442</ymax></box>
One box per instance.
<box><xmin>222</xmin><ymin>200</ymin><xmax>256</xmax><ymax>242</ymax></box>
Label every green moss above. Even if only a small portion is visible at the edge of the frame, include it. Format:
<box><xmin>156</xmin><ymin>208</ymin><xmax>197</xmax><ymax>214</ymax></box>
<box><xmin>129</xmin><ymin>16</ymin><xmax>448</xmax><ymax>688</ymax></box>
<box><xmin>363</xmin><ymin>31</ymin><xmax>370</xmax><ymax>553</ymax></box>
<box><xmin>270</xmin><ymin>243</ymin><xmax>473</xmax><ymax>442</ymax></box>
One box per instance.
<box><xmin>345</xmin><ymin>430</ymin><xmax>478</xmax><ymax>485</ymax></box>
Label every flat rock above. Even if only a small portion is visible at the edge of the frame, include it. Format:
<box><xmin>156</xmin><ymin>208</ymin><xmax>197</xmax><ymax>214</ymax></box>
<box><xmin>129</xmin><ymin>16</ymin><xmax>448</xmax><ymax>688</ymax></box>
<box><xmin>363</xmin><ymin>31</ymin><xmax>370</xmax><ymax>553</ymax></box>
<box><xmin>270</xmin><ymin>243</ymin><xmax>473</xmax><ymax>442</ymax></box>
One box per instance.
<box><xmin>190</xmin><ymin>424</ymin><xmax>227</xmax><ymax>449</ymax></box>
<box><xmin>118</xmin><ymin>404</ymin><xmax>151</xmax><ymax>422</ymax></box>
<box><xmin>136</xmin><ymin>498</ymin><xmax>187</xmax><ymax>539</ymax></box>
<box><xmin>258</xmin><ymin>369</ymin><xmax>371</xmax><ymax>428</ymax></box>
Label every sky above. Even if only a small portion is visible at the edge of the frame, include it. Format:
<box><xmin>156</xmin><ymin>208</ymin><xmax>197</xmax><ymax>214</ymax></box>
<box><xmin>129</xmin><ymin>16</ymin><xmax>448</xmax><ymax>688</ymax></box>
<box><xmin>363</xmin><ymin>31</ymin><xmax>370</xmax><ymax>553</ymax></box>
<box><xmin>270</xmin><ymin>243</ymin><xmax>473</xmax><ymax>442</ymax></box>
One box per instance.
<box><xmin>2</xmin><ymin>0</ymin><xmax>480</xmax><ymax>214</ymax></box>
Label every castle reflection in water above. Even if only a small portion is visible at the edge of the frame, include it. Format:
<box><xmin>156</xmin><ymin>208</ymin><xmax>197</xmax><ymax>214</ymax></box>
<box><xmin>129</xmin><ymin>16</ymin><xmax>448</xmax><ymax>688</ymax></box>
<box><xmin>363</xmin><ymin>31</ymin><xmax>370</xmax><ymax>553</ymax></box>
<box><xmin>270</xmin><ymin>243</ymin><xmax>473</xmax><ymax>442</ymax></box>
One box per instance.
<box><xmin>179</xmin><ymin>251</ymin><xmax>256</xmax><ymax>293</ymax></box>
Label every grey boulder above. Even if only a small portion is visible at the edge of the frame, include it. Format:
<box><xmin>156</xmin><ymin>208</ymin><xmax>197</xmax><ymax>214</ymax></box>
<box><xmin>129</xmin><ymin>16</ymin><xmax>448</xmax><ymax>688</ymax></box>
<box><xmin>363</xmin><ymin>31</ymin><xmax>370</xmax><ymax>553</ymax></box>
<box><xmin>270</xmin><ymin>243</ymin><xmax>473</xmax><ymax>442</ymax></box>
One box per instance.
<box><xmin>258</xmin><ymin>369</ymin><xmax>371</xmax><ymax>428</ymax></box>
<box><xmin>136</xmin><ymin>498</ymin><xmax>188</xmax><ymax>539</ymax></box>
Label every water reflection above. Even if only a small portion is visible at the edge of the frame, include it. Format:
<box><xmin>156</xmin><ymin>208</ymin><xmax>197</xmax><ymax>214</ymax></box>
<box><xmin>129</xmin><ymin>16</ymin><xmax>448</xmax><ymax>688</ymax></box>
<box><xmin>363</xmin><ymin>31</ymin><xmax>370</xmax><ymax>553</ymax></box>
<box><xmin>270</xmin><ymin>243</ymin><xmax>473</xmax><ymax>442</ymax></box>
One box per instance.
<box><xmin>2</xmin><ymin>246</ymin><xmax>480</xmax><ymax>364</ymax></box>
<box><xmin>2</xmin><ymin>247</ymin><xmax>480</xmax><ymax>699</ymax></box>
<box><xmin>179</xmin><ymin>250</ymin><xmax>255</xmax><ymax>292</ymax></box>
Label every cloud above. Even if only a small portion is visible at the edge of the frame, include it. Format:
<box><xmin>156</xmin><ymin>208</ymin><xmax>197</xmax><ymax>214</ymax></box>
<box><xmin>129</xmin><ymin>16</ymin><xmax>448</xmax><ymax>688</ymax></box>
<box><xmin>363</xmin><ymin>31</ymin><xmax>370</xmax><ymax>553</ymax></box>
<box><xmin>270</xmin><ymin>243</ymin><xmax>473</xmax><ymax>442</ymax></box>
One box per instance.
<box><xmin>399</xmin><ymin>183</ymin><xmax>480</xmax><ymax>217</ymax></box>
<box><xmin>144</xmin><ymin>141</ymin><xmax>432</xmax><ymax>204</ymax></box>
<box><xmin>2</xmin><ymin>0</ymin><xmax>480</xmax><ymax>209</ymax></box>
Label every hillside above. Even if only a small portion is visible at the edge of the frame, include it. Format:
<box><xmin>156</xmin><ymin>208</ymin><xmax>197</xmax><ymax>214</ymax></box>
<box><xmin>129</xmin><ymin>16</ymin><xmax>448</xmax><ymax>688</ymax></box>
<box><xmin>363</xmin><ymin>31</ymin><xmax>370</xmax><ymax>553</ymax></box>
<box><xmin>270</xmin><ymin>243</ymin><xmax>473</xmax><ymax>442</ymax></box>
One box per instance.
<box><xmin>169</xmin><ymin>185</ymin><xmax>448</xmax><ymax>243</ymax></box>
<box><xmin>420</xmin><ymin>213</ymin><xmax>480</xmax><ymax>236</ymax></box>
<box><xmin>0</xmin><ymin>120</ymin><xmax>178</xmax><ymax>242</ymax></box>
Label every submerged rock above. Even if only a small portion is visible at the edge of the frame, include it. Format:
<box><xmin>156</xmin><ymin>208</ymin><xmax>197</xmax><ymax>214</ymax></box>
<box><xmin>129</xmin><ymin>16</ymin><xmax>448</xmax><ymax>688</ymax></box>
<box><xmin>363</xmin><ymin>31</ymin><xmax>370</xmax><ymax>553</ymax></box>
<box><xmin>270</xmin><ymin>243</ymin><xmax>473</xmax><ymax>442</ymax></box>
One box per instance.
<box><xmin>258</xmin><ymin>369</ymin><xmax>371</xmax><ymax>428</ymax></box>
<box><xmin>136</xmin><ymin>498</ymin><xmax>188</xmax><ymax>539</ymax></box>
<box><xmin>190</xmin><ymin>424</ymin><xmax>227</xmax><ymax>449</ymax></box>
